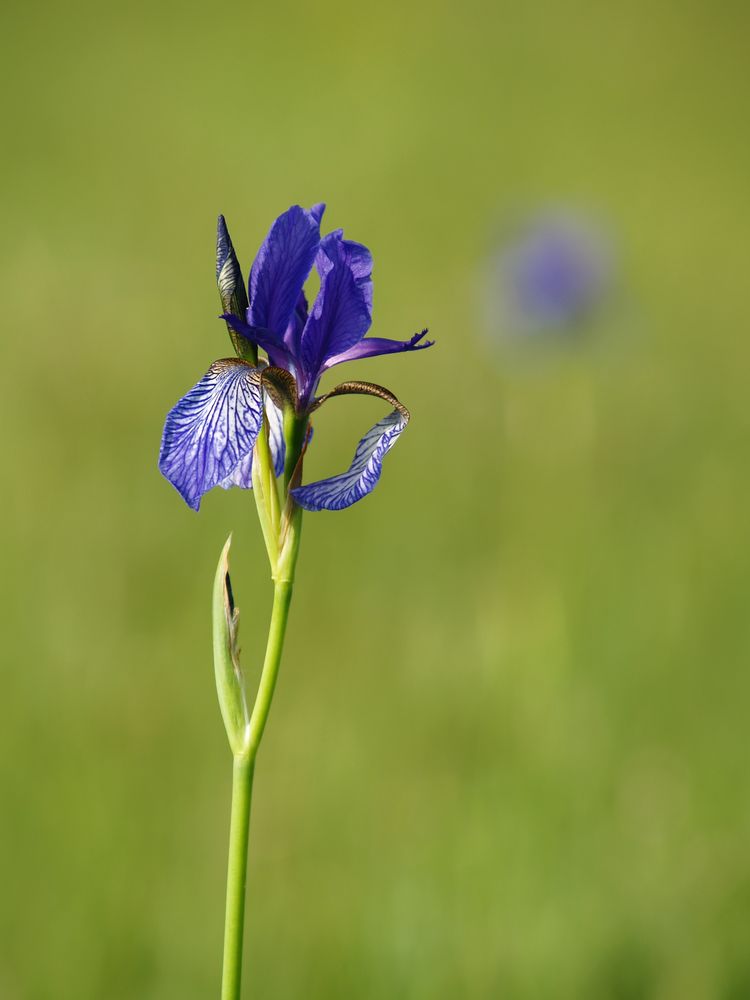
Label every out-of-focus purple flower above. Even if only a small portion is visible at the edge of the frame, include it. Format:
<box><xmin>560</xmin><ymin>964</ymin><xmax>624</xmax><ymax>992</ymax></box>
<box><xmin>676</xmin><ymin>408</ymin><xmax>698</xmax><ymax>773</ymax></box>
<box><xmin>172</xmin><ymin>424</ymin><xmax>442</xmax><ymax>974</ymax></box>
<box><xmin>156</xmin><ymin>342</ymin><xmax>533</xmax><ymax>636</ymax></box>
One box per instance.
<box><xmin>159</xmin><ymin>205</ymin><xmax>432</xmax><ymax>511</ymax></box>
<box><xmin>487</xmin><ymin>209</ymin><xmax>613</xmax><ymax>338</ymax></box>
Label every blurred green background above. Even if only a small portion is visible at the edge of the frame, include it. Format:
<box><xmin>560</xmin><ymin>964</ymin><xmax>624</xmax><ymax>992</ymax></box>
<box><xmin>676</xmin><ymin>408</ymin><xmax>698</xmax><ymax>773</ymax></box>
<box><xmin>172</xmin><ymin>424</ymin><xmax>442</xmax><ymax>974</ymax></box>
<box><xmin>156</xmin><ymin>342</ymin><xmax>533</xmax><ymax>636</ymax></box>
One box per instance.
<box><xmin>2</xmin><ymin>1</ymin><xmax>749</xmax><ymax>997</ymax></box>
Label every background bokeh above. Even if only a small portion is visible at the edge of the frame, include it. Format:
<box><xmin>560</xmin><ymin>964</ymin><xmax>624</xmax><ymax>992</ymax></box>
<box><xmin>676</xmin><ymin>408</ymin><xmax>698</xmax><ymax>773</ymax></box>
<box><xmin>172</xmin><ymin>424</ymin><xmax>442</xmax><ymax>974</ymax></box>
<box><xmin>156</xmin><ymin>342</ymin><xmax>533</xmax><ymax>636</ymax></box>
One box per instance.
<box><xmin>2</xmin><ymin>2</ymin><xmax>749</xmax><ymax>997</ymax></box>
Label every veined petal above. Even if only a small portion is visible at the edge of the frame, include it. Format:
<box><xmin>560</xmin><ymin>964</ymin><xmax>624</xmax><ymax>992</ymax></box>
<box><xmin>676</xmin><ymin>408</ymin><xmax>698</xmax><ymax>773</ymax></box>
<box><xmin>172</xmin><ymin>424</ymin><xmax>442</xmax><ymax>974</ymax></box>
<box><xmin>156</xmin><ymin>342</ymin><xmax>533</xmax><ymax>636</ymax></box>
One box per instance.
<box><xmin>284</xmin><ymin>289</ymin><xmax>309</xmax><ymax>355</ymax></box>
<box><xmin>299</xmin><ymin>232</ymin><xmax>373</xmax><ymax>396</ymax></box>
<box><xmin>218</xmin><ymin>365</ymin><xmax>295</xmax><ymax>489</ymax></box>
<box><xmin>335</xmin><ymin>234</ymin><xmax>373</xmax><ymax>311</ymax></box>
<box><xmin>266</xmin><ymin>391</ymin><xmax>286</xmax><ymax>478</ymax></box>
<box><xmin>292</xmin><ymin>413</ymin><xmax>407</xmax><ymax>511</ymax></box>
<box><xmin>323</xmin><ymin>328</ymin><xmax>434</xmax><ymax>370</ymax></box>
<box><xmin>159</xmin><ymin>360</ymin><xmax>263</xmax><ymax>510</ymax></box>
<box><xmin>217</xmin><ymin>390</ymin><xmax>285</xmax><ymax>489</ymax></box>
<box><xmin>291</xmin><ymin>382</ymin><xmax>409</xmax><ymax>512</ymax></box>
<box><xmin>218</xmin><ymin>450</ymin><xmax>253</xmax><ymax>491</ymax></box>
<box><xmin>261</xmin><ymin>364</ymin><xmax>298</xmax><ymax>479</ymax></box>
<box><xmin>248</xmin><ymin>204</ymin><xmax>325</xmax><ymax>337</ymax></box>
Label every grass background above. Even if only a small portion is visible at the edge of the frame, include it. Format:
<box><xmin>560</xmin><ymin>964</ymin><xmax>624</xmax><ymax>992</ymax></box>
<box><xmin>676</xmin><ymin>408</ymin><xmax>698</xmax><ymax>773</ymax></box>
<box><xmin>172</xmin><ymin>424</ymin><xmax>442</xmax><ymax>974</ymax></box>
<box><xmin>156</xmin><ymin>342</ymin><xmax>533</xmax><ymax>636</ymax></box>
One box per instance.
<box><xmin>1</xmin><ymin>1</ymin><xmax>749</xmax><ymax>997</ymax></box>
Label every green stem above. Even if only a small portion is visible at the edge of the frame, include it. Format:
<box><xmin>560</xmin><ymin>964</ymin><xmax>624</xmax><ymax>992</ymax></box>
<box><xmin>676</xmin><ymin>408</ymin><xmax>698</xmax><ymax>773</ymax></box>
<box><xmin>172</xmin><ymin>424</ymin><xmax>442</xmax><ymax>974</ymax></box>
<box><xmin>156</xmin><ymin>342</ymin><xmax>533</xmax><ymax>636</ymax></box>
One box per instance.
<box><xmin>247</xmin><ymin>579</ymin><xmax>294</xmax><ymax>755</ymax></box>
<box><xmin>220</xmin><ymin>561</ymin><xmax>299</xmax><ymax>998</ymax></box>
<box><xmin>221</xmin><ymin>756</ymin><xmax>255</xmax><ymax>1000</ymax></box>
<box><xmin>219</xmin><ymin>398</ymin><xmax>308</xmax><ymax>999</ymax></box>
<box><xmin>283</xmin><ymin>412</ymin><xmax>309</xmax><ymax>491</ymax></box>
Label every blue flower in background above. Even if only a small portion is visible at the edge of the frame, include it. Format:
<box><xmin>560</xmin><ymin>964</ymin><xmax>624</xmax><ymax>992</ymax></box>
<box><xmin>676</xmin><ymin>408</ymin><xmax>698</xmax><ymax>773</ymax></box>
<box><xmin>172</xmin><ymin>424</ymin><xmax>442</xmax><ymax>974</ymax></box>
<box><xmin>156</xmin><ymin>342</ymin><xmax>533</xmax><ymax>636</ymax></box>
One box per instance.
<box><xmin>487</xmin><ymin>209</ymin><xmax>613</xmax><ymax>338</ymax></box>
<box><xmin>159</xmin><ymin>205</ymin><xmax>432</xmax><ymax>511</ymax></box>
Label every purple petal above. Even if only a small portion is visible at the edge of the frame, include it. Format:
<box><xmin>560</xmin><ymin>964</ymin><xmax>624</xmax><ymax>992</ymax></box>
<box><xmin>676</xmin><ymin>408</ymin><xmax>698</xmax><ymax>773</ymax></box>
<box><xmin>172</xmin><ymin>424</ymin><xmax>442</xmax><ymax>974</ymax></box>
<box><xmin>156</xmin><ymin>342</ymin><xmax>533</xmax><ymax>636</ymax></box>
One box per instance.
<box><xmin>218</xmin><ymin>391</ymin><xmax>285</xmax><ymax>489</ymax></box>
<box><xmin>299</xmin><ymin>232</ymin><xmax>373</xmax><ymax>395</ymax></box>
<box><xmin>283</xmin><ymin>289</ymin><xmax>309</xmax><ymax>356</ymax></box>
<box><xmin>495</xmin><ymin>211</ymin><xmax>613</xmax><ymax>334</ymax></box>
<box><xmin>221</xmin><ymin>313</ymin><xmax>294</xmax><ymax>371</ymax></box>
<box><xmin>337</xmin><ymin>234</ymin><xmax>373</xmax><ymax>311</ymax></box>
<box><xmin>291</xmin><ymin>408</ymin><xmax>408</xmax><ymax>512</ymax></box>
<box><xmin>324</xmin><ymin>328</ymin><xmax>433</xmax><ymax>370</ymax></box>
<box><xmin>218</xmin><ymin>449</ymin><xmax>253</xmax><ymax>490</ymax></box>
<box><xmin>248</xmin><ymin>204</ymin><xmax>325</xmax><ymax>337</ymax></box>
<box><xmin>159</xmin><ymin>360</ymin><xmax>263</xmax><ymax>510</ymax></box>
<box><xmin>266</xmin><ymin>392</ymin><xmax>286</xmax><ymax>477</ymax></box>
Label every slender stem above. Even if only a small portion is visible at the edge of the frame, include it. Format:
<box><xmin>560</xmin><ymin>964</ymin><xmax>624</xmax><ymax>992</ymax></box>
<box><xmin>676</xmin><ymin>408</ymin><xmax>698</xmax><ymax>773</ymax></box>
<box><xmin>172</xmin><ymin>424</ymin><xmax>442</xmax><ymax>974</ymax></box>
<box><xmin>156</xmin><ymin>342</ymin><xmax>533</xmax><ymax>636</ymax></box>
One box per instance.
<box><xmin>219</xmin><ymin>407</ymin><xmax>307</xmax><ymax>1000</ymax></box>
<box><xmin>220</xmin><ymin>567</ymin><xmax>298</xmax><ymax>999</ymax></box>
<box><xmin>221</xmin><ymin>756</ymin><xmax>255</xmax><ymax>1000</ymax></box>
<box><xmin>247</xmin><ymin>580</ymin><xmax>294</xmax><ymax>756</ymax></box>
<box><xmin>283</xmin><ymin>412</ymin><xmax>309</xmax><ymax>490</ymax></box>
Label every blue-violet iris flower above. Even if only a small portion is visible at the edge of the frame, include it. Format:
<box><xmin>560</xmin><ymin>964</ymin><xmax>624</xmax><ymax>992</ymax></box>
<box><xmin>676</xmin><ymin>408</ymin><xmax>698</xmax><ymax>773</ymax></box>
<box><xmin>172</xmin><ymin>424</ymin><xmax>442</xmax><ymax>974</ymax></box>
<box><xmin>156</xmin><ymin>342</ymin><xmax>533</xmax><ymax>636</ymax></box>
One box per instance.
<box><xmin>159</xmin><ymin>204</ymin><xmax>432</xmax><ymax>511</ymax></box>
<box><xmin>489</xmin><ymin>209</ymin><xmax>613</xmax><ymax>336</ymax></box>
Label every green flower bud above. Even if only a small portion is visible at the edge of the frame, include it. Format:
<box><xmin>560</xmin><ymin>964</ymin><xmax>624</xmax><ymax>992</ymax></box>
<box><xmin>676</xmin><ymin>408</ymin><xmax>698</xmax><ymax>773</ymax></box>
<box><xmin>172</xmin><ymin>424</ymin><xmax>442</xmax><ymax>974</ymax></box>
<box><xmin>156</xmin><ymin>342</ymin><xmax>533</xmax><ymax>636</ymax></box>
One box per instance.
<box><xmin>212</xmin><ymin>535</ymin><xmax>250</xmax><ymax>754</ymax></box>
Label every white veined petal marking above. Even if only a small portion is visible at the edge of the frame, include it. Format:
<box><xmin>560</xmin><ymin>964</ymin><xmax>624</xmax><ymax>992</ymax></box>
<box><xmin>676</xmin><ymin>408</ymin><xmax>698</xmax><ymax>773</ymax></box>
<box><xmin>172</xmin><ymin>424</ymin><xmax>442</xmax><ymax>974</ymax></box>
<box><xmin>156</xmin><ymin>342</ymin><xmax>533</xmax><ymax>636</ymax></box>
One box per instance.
<box><xmin>218</xmin><ymin>390</ymin><xmax>286</xmax><ymax>489</ymax></box>
<box><xmin>159</xmin><ymin>359</ymin><xmax>263</xmax><ymax>510</ymax></box>
<box><xmin>291</xmin><ymin>381</ymin><xmax>410</xmax><ymax>512</ymax></box>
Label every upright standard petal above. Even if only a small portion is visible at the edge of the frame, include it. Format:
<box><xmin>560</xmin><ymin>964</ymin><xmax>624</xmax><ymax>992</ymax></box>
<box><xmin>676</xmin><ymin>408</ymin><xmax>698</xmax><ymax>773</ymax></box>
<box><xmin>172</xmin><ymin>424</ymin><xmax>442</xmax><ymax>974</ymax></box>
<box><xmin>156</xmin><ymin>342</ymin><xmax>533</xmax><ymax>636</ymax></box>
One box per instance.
<box><xmin>284</xmin><ymin>290</ymin><xmax>309</xmax><ymax>356</ymax></box>
<box><xmin>248</xmin><ymin>204</ymin><xmax>324</xmax><ymax>336</ymax></box>
<box><xmin>299</xmin><ymin>232</ymin><xmax>374</xmax><ymax>398</ymax></box>
<box><xmin>291</xmin><ymin>382</ymin><xmax>409</xmax><ymax>512</ymax></box>
<box><xmin>159</xmin><ymin>360</ymin><xmax>263</xmax><ymax>510</ymax></box>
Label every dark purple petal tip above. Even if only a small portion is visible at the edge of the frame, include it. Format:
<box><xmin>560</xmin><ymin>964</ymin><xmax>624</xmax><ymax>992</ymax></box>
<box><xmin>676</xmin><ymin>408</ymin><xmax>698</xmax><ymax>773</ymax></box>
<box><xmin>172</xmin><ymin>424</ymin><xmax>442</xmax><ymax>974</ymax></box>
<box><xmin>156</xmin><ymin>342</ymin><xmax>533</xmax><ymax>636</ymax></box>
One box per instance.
<box><xmin>406</xmin><ymin>328</ymin><xmax>433</xmax><ymax>349</ymax></box>
<box><xmin>321</xmin><ymin>327</ymin><xmax>434</xmax><ymax>372</ymax></box>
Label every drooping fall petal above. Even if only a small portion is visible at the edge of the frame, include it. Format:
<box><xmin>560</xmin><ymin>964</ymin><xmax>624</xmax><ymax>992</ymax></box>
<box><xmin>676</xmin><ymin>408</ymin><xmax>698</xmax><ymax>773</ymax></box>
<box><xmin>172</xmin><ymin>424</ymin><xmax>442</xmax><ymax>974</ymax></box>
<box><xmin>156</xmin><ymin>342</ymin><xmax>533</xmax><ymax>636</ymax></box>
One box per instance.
<box><xmin>159</xmin><ymin>360</ymin><xmax>263</xmax><ymax>510</ymax></box>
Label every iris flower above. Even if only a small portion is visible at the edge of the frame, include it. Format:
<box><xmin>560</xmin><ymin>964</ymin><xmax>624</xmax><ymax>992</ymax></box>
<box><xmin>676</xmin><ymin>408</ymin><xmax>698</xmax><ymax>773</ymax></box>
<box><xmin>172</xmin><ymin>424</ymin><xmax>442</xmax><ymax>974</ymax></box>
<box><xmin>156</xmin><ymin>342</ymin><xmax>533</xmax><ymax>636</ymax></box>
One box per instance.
<box><xmin>487</xmin><ymin>209</ymin><xmax>613</xmax><ymax>337</ymax></box>
<box><xmin>159</xmin><ymin>204</ymin><xmax>432</xmax><ymax>511</ymax></box>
